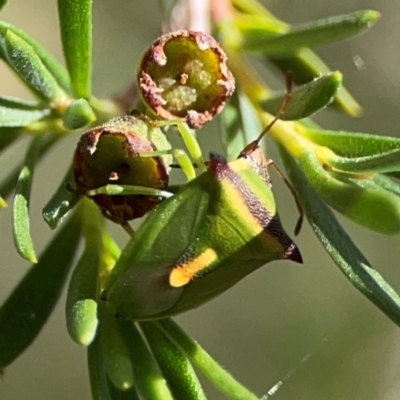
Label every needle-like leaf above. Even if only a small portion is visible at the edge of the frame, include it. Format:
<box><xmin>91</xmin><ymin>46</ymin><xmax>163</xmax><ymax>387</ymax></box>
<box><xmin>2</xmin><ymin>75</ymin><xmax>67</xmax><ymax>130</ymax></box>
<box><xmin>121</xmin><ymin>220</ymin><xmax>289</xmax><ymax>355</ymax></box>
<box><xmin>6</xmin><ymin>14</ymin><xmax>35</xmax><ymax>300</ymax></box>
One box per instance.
<box><xmin>260</xmin><ymin>72</ymin><xmax>342</xmax><ymax>120</ymax></box>
<box><xmin>237</xmin><ymin>10</ymin><xmax>380</xmax><ymax>55</ymax></box>
<box><xmin>0</xmin><ymin>22</ymin><xmax>71</xmax><ymax>93</ymax></box>
<box><xmin>57</xmin><ymin>0</ymin><xmax>92</xmax><ymax>98</ymax></box>
<box><xmin>141</xmin><ymin>322</ymin><xmax>207</xmax><ymax>400</ymax></box>
<box><xmin>13</xmin><ymin>133</ymin><xmax>60</xmax><ymax>262</ymax></box>
<box><xmin>4</xmin><ymin>30</ymin><xmax>68</xmax><ymax>103</ymax></box>
<box><xmin>280</xmin><ymin>147</ymin><xmax>400</xmax><ymax>326</ymax></box>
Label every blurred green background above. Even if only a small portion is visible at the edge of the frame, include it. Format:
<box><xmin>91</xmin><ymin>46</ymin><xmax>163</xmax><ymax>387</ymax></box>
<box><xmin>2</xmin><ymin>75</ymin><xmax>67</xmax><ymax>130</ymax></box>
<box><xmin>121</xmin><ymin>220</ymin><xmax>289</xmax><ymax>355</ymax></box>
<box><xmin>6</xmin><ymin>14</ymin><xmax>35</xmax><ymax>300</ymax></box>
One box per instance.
<box><xmin>1</xmin><ymin>1</ymin><xmax>400</xmax><ymax>399</ymax></box>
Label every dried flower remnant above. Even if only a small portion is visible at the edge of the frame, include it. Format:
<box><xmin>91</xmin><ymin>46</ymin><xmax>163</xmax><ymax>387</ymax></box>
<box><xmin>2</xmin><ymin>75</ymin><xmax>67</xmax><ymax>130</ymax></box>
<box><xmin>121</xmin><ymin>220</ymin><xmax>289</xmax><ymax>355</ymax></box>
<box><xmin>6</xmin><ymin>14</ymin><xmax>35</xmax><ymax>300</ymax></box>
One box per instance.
<box><xmin>138</xmin><ymin>30</ymin><xmax>235</xmax><ymax>129</ymax></box>
<box><xmin>73</xmin><ymin>115</ymin><xmax>172</xmax><ymax>224</ymax></box>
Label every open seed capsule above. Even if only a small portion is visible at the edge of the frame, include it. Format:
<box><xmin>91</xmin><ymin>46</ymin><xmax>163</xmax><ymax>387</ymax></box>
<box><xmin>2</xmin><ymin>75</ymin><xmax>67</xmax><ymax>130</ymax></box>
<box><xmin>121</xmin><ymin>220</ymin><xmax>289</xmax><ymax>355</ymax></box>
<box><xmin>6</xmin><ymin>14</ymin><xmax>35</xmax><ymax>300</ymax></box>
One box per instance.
<box><xmin>73</xmin><ymin>115</ymin><xmax>172</xmax><ymax>224</ymax></box>
<box><xmin>138</xmin><ymin>30</ymin><xmax>235</xmax><ymax>129</ymax></box>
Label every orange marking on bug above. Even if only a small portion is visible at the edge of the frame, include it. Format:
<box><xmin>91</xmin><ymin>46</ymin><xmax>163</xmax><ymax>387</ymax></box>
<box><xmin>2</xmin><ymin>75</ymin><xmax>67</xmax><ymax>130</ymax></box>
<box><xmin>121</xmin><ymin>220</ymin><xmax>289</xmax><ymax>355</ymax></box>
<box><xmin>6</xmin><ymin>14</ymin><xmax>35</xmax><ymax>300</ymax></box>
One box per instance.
<box><xmin>169</xmin><ymin>248</ymin><xmax>218</xmax><ymax>288</ymax></box>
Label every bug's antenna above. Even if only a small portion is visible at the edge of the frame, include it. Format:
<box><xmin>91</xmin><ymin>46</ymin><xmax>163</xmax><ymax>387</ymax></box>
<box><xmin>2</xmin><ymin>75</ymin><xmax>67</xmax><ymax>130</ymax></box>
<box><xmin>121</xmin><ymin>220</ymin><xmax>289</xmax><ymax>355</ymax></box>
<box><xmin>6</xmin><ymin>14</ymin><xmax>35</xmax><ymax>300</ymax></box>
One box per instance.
<box><xmin>238</xmin><ymin>72</ymin><xmax>303</xmax><ymax>235</ymax></box>
<box><xmin>240</xmin><ymin>72</ymin><xmax>292</xmax><ymax>157</ymax></box>
<box><xmin>256</xmin><ymin>71</ymin><xmax>292</xmax><ymax>144</ymax></box>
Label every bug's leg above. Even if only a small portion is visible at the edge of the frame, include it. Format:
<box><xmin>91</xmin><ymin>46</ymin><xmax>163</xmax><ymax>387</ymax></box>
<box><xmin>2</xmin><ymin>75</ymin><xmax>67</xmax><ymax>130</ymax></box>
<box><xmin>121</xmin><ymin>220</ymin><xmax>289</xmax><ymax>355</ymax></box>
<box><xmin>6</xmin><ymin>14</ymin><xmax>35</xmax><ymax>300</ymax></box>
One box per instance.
<box><xmin>240</xmin><ymin>72</ymin><xmax>293</xmax><ymax>157</ymax></box>
<box><xmin>266</xmin><ymin>159</ymin><xmax>304</xmax><ymax>235</ymax></box>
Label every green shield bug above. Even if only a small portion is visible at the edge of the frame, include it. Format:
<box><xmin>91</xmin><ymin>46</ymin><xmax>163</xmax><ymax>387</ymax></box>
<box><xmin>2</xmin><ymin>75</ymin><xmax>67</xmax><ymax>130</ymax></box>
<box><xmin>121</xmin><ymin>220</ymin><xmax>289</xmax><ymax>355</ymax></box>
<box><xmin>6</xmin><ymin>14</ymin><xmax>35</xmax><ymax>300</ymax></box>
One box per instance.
<box><xmin>102</xmin><ymin>77</ymin><xmax>303</xmax><ymax>320</ymax></box>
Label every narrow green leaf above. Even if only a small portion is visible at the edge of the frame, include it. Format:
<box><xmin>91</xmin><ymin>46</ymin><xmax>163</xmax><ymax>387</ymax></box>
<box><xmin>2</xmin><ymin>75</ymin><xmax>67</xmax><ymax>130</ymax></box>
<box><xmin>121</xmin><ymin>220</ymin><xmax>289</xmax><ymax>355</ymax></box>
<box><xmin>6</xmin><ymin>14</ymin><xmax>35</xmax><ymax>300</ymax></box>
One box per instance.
<box><xmin>238</xmin><ymin>10</ymin><xmax>380</xmax><ymax>55</ymax></box>
<box><xmin>88</xmin><ymin>335</ymin><xmax>113</xmax><ymax>400</ymax></box>
<box><xmin>13</xmin><ymin>164</ymin><xmax>37</xmax><ymax>262</ymax></box>
<box><xmin>157</xmin><ymin>319</ymin><xmax>258</xmax><ymax>400</ymax></box>
<box><xmin>57</xmin><ymin>0</ymin><xmax>92</xmax><ymax>98</ymax></box>
<box><xmin>0</xmin><ymin>96</ymin><xmax>50</xmax><ymax>127</ymax></box>
<box><xmin>141</xmin><ymin>322</ymin><xmax>207</xmax><ymax>400</ymax></box>
<box><xmin>100</xmin><ymin>307</ymin><xmax>135</xmax><ymax>391</ymax></box>
<box><xmin>62</xmin><ymin>98</ymin><xmax>96</xmax><ymax>129</ymax></box>
<box><xmin>88</xmin><ymin>335</ymin><xmax>140</xmax><ymax>400</ymax></box>
<box><xmin>219</xmin><ymin>89</ymin><xmax>261</xmax><ymax>160</ymax></box>
<box><xmin>260</xmin><ymin>72</ymin><xmax>342</xmax><ymax>120</ymax></box>
<box><xmin>0</xmin><ymin>127</ymin><xmax>23</xmax><ymax>154</ymax></box>
<box><xmin>298</xmin><ymin>127</ymin><xmax>400</xmax><ymax>157</ymax></box>
<box><xmin>0</xmin><ymin>21</ymin><xmax>71</xmax><ymax>93</ymax></box>
<box><xmin>0</xmin><ymin>212</ymin><xmax>81</xmax><ymax>369</ymax></box>
<box><xmin>66</xmin><ymin>201</ymin><xmax>104</xmax><ymax>346</ymax></box>
<box><xmin>42</xmin><ymin>165</ymin><xmax>81</xmax><ymax>229</ymax></box>
<box><xmin>230</xmin><ymin>0</ymin><xmax>362</xmax><ymax>116</ymax></box>
<box><xmin>4</xmin><ymin>30</ymin><xmax>68</xmax><ymax>103</ymax></box>
<box><xmin>13</xmin><ymin>135</ymin><xmax>48</xmax><ymax>263</ymax></box>
<box><xmin>294</xmin><ymin>149</ymin><xmax>400</xmax><ymax>234</ymax></box>
<box><xmin>329</xmin><ymin>148</ymin><xmax>400</xmax><ymax>174</ymax></box>
<box><xmin>270</xmin><ymin>47</ymin><xmax>362</xmax><ymax>116</ymax></box>
<box><xmin>280</xmin><ymin>147</ymin><xmax>400</xmax><ymax>327</ymax></box>
<box><xmin>87</xmin><ymin>227</ymin><xmax>138</xmax><ymax>398</ymax></box>
<box><xmin>12</xmin><ymin>133</ymin><xmax>60</xmax><ymax>262</ymax></box>
<box><xmin>66</xmin><ymin>247</ymin><xmax>99</xmax><ymax>346</ymax></box>
<box><xmin>117</xmin><ymin>320</ymin><xmax>174</xmax><ymax>400</ymax></box>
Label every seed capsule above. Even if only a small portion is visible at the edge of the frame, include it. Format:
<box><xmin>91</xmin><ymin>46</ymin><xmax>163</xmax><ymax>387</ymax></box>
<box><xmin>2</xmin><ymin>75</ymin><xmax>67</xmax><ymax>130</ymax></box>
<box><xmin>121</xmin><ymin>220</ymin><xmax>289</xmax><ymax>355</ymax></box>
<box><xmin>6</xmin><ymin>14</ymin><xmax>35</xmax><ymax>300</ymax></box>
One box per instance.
<box><xmin>138</xmin><ymin>30</ymin><xmax>235</xmax><ymax>129</ymax></box>
<box><xmin>73</xmin><ymin>115</ymin><xmax>172</xmax><ymax>224</ymax></box>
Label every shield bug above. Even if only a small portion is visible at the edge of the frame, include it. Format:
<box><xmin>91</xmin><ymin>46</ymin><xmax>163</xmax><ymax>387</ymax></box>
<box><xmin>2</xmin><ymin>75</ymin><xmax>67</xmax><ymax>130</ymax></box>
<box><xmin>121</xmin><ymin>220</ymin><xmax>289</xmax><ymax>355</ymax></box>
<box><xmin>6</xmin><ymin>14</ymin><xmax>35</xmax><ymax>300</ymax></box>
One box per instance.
<box><xmin>102</xmin><ymin>77</ymin><xmax>303</xmax><ymax>320</ymax></box>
